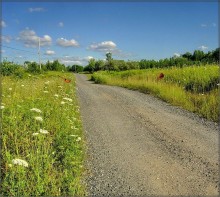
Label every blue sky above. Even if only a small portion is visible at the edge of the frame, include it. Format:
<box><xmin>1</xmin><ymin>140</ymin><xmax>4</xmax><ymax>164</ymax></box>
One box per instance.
<box><xmin>1</xmin><ymin>2</ymin><xmax>218</xmax><ymax>66</ymax></box>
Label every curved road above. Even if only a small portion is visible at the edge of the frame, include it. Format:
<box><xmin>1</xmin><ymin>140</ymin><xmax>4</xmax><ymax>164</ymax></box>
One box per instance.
<box><xmin>75</xmin><ymin>74</ymin><xmax>219</xmax><ymax>196</ymax></box>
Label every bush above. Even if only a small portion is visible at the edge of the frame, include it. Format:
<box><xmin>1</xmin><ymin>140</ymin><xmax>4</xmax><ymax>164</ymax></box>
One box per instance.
<box><xmin>1</xmin><ymin>61</ymin><xmax>20</xmax><ymax>76</ymax></box>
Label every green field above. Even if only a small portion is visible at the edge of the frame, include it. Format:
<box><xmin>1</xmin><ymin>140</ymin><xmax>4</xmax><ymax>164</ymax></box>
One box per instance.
<box><xmin>1</xmin><ymin>72</ymin><xmax>86</xmax><ymax>196</ymax></box>
<box><xmin>91</xmin><ymin>65</ymin><xmax>219</xmax><ymax>122</ymax></box>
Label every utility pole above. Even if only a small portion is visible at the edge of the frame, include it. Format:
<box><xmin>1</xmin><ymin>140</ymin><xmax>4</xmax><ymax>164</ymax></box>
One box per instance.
<box><xmin>38</xmin><ymin>37</ymin><xmax>41</xmax><ymax>70</ymax></box>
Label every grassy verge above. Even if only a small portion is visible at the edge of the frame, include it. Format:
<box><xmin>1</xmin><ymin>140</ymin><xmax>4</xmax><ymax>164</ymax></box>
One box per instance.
<box><xmin>91</xmin><ymin>65</ymin><xmax>219</xmax><ymax>122</ymax></box>
<box><xmin>1</xmin><ymin>71</ymin><xmax>86</xmax><ymax>196</ymax></box>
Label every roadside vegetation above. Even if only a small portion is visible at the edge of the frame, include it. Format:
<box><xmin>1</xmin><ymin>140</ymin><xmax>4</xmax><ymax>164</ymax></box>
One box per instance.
<box><xmin>1</xmin><ymin>62</ymin><xmax>86</xmax><ymax>196</ymax></box>
<box><xmin>91</xmin><ymin>65</ymin><xmax>219</xmax><ymax>122</ymax></box>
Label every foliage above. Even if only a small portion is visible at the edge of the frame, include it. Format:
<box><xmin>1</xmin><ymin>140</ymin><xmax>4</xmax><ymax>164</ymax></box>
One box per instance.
<box><xmin>66</xmin><ymin>65</ymin><xmax>84</xmax><ymax>73</ymax></box>
<box><xmin>91</xmin><ymin>65</ymin><xmax>219</xmax><ymax>122</ymax></box>
<box><xmin>1</xmin><ymin>72</ymin><xmax>86</xmax><ymax>196</ymax></box>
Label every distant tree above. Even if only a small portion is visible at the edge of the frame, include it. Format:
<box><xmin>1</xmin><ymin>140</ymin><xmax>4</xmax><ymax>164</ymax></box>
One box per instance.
<box><xmin>105</xmin><ymin>52</ymin><xmax>114</xmax><ymax>71</ymax></box>
<box><xmin>182</xmin><ymin>52</ymin><xmax>193</xmax><ymax>61</ymax></box>
<box><xmin>94</xmin><ymin>60</ymin><xmax>105</xmax><ymax>71</ymax></box>
<box><xmin>192</xmin><ymin>50</ymin><xmax>205</xmax><ymax>61</ymax></box>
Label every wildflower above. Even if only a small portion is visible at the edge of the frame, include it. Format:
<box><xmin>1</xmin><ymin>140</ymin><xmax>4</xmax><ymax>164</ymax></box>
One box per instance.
<box><xmin>12</xmin><ymin>159</ymin><xmax>28</xmax><ymax>167</ymax></box>
<box><xmin>30</xmin><ymin>108</ymin><xmax>42</xmax><ymax>113</ymax></box>
<box><xmin>32</xmin><ymin>133</ymin><xmax>39</xmax><ymax>136</ymax></box>
<box><xmin>28</xmin><ymin>74</ymin><xmax>32</xmax><ymax>77</ymax></box>
<box><xmin>43</xmin><ymin>91</ymin><xmax>48</xmax><ymax>93</ymax></box>
<box><xmin>39</xmin><ymin>129</ymin><xmax>49</xmax><ymax>134</ymax></box>
<box><xmin>8</xmin><ymin>164</ymin><xmax>12</xmax><ymax>168</ymax></box>
<box><xmin>63</xmin><ymin>97</ymin><xmax>73</xmax><ymax>102</ymax></box>
<box><xmin>35</xmin><ymin>116</ymin><xmax>43</xmax><ymax>122</ymax></box>
<box><xmin>70</xmin><ymin>134</ymin><xmax>78</xmax><ymax>137</ymax></box>
<box><xmin>21</xmin><ymin>84</ymin><xmax>24</xmax><ymax>87</ymax></box>
<box><xmin>9</xmin><ymin>88</ymin><xmax>12</xmax><ymax>91</ymax></box>
<box><xmin>217</xmin><ymin>83</ymin><xmax>220</xmax><ymax>86</ymax></box>
<box><xmin>76</xmin><ymin>137</ymin><xmax>81</xmax><ymax>142</ymax></box>
<box><xmin>61</xmin><ymin>101</ymin><xmax>65</xmax><ymax>105</ymax></box>
<box><xmin>0</xmin><ymin>106</ymin><xmax>5</xmax><ymax>109</ymax></box>
<box><xmin>71</xmin><ymin>126</ymin><xmax>78</xmax><ymax>130</ymax></box>
<box><xmin>54</xmin><ymin>94</ymin><xmax>59</xmax><ymax>97</ymax></box>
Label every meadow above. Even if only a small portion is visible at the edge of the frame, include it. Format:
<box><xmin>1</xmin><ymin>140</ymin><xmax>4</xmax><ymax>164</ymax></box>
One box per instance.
<box><xmin>1</xmin><ymin>72</ymin><xmax>86</xmax><ymax>196</ymax></box>
<box><xmin>91</xmin><ymin>65</ymin><xmax>219</xmax><ymax>122</ymax></box>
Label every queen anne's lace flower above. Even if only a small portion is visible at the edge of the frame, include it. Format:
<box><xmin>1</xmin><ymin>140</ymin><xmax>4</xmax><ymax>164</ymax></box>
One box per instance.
<box><xmin>12</xmin><ymin>159</ymin><xmax>28</xmax><ymax>167</ymax></box>
<box><xmin>40</xmin><ymin>129</ymin><xmax>49</xmax><ymax>134</ymax></box>
<box><xmin>30</xmin><ymin>108</ymin><xmax>42</xmax><ymax>113</ymax></box>
<box><xmin>35</xmin><ymin>116</ymin><xmax>43</xmax><ymax>122</ymax></box>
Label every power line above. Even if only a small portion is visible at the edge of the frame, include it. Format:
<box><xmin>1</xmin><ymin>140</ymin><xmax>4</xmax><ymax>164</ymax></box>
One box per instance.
<box><xmin>0</xmin><ymin>44</ymin><xmax>37</xmax><ymax>54</ymax></box>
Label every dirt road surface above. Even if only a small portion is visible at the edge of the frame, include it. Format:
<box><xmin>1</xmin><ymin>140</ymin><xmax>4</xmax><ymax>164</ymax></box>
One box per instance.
<box><xmin>75</xmin><ymin>74</ymin><xmax>219</xmax><ymax>196</ymax></box>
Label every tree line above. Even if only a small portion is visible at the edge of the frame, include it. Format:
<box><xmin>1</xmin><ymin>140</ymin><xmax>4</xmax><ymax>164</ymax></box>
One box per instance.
<box><xmin>1</xmin><ymin>47</ymin><xmax>219</xmax><ymax>77</ymax></box>
<box><xmin>83</xmin><ymin>47</ymin><xmax>219</xmax><ymax>73</ymax></box>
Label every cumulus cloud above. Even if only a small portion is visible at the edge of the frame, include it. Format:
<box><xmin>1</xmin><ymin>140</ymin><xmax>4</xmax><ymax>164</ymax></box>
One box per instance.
<box><xmin>199</xmin><ymin>45</ymin><xmax>208</xmax><ymax>50</ymax></box>
<box><xmin>1</xmin><ymin>35</ymin><xmax>12</xmax><ymax>43</ymax></box>
<box><xmin>56</xmin><ymin>38</ymin><xmax>79</xmax><ymax>47</ymax></box>
<box><xmin>1</xmin><ymin>20</ymin><xmax>6</xmax><ymax>27</ymax></box>
<box><xmin>45</xmin><ymin>50</ymin><xmax>55</xmax><ymax>55</ymax></box>
<box><xmin>88</xmin><ymin>41</ymin><xmax>117</xmax><ymax>52</ymax></box>
<box><xmin>58</xmin><ymin>22</ymin><xmax>64</xmax><ymax>27</ymax></box>
<box><xmin>28</xmin><ymin>7</ymin><xmax>45</xmax><ymax>12</ymax></box>
<box><xmin>17</xmin><ymin>28</ymin><xmax>52</xmax><ymax>48</ymax></box>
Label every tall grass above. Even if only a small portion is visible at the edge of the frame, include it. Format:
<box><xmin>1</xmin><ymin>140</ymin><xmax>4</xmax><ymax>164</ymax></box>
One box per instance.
<box><xmin>1</xmin><ymin>72</ymin><xmax>86</xmax><ymax>196</ymax></box>
<box><xmin>91</xmin><ymin>65</ymin><xmax>219</xmax><ymax>122</ymax></box>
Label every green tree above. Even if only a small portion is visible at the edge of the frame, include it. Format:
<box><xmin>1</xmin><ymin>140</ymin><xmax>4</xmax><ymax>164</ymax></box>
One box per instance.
<box><xmin>105</xmin><ymin>52</ymin><xmax>114</xmax><ymax>71</ymax></box>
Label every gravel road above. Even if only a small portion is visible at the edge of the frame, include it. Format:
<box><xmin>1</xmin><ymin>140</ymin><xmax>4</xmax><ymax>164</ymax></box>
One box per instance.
<box><xmin>75</xmin><ymin>74</ymin><xmax>219</xmax><ymax>196</ymax></box>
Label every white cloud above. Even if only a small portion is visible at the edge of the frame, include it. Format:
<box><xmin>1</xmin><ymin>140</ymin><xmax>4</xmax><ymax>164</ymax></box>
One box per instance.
<box><xmin>56</xmin><ymin>38</ymin><xmax>79</xmax><ymax>47</ymax></box>
<box><xmin>212</xmin><ymin>23</ymin><xmax>216</xmax><ymax>27</ymax></box>
<box><xmin>1</xmin><ymin>20</ymin><xmax>6</xmax><ymax>27</ymax></box>
<box><xmin>17</xmin><ymin>28</ymin><xmax>52</xmax><ymax>48</ymax></box>
<box><xmin>201</xmin><ymin>24</ymin><xmax>207</xmax><ymax>27</ymax></box>
<box><xmin>199</xmin><ymin>45</ymin><xmax>208</xmax><ymax>50</ymax></box>
<box><xmin>88</xmin><ymin>41</ymin><xmax>117</xmax><ymax>52</ymax></box>
<box><xmin>1</xmin><ymin>35</ymin><xmax>11</xmax><ymax>43</ymax></box>
<box><xmin>58</xmin><ymin>22</ymin><xmax>64</xmax><ymax>27</ymax></box>
<box><xmin>45</xmin><ymin>50</ymin><xmax>55</xmax><ymax>55</ymax></box>
<box><xmin>28</xmin><ymin>8</ymin><xmax>45</xmax><ymax>12</ymax></box>
<box><xmin>173</xmin><ymin>53</ymin><xmax>180</xmax><ymax>57</ymax></box>
<box><xmin>58</xmin><ymin>55</ymin><xmax>94</xmax><ymax>66</ymax></box>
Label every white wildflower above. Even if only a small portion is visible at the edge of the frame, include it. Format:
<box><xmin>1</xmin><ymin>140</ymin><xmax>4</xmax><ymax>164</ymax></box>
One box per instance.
<box><xmin>70</xmin><ymin>135</ymin><xmax>78</xmax><ymax>137</ymax></box>
<box><xmin>54</xmin><ymin>94</ymin><xmax>59</xmax><ymax>97</ymax></box>
<box><xmin>21</xmin><ymin>84</ymin><xmax>25</xmax><ymax>87</ymax></box>
<box><xmin>76</xmin><ymin>137</ymin><xmax>81</xmax><ymax>142</ymax></box>
<box><xmin>61</xmin><ymin>101</ymin><xmax>65</xmax><ymax>105</ymax></box>
<box><xmin>39</xmin><ymin>129</ymin><xmax>49</xmax><ymax>134</ymax></box>
<box><xmin>0</xmin><ymin>106</ymin><xmax>5</xmax><ymax>109</ymax></box>
<box><xmin>9</xmin><ymin>88</ymin><xmax>12</xmax><ymax>91</ymax></box>
<box><xmin>58</xmin><ymin>85</ymin><xmax>62</xmax><ymax>88</ymax></box>
<box><xmin>43</xmin><ymin>91</ymin><xmax>48</xmax><ymax>93</ymax></box>
<box><xmin>32</xmin><ymin>133</ymin><xmax>39</xmax><ymax>136</ymax></box>
<box><xmin>71</xmin><ymin>126</ymin><xmax>78</xmax><ymax>130</ymax></box>
<box><xmin>217</xmin><ymin>83</ymin><xmax>220</xmax><ymax>86</ymax></box>
<box><xmin>12</xmin><ymin>159</ymin><xmax>28</xmax><ymax>167</ymax></box>
<box><xmin>35</xmin><ymin>116</ymin><xmax>43</xmax><ymax>122</ymax></box>
<box><xmin>30</xmin><ymin>108</ymin><xmax>42</xmax><ymax>113</ymax></box>
<box><xmin>63</xmin><ymin>97</ymin><xmax>73</xmax><ymax>102</ymax></box>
